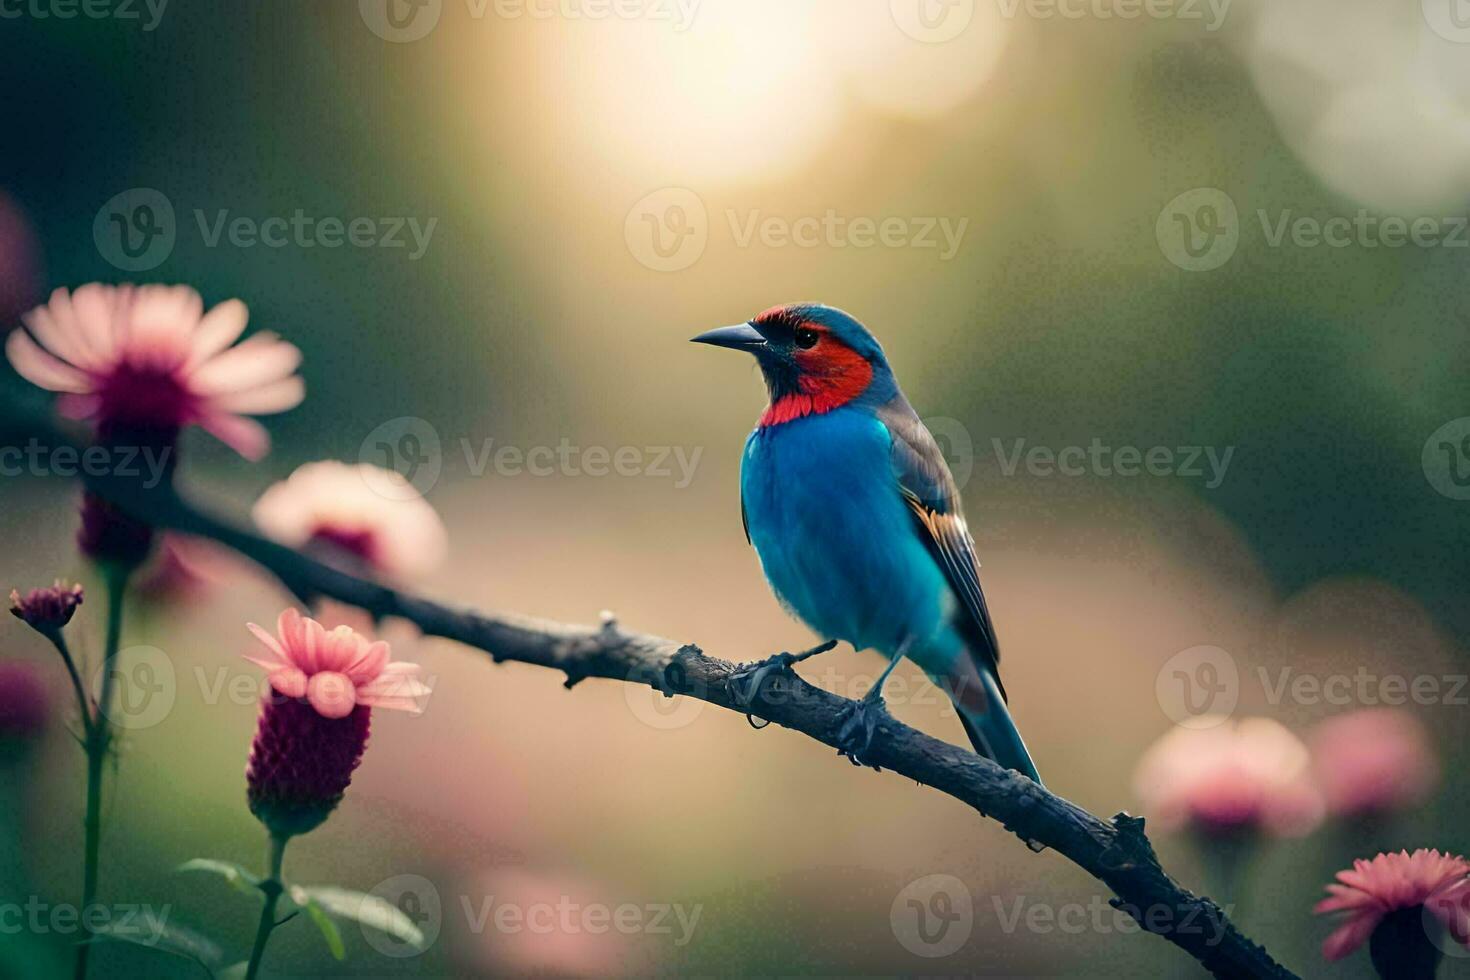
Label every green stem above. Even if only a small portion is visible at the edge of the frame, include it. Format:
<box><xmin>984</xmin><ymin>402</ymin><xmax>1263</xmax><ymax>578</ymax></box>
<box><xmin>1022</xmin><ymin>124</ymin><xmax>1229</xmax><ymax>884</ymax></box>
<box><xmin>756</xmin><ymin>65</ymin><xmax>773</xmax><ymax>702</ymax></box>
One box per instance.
<box><xmin>75</xmin><ymin>565</ymin><xmax>130</xmax><ymax>980</ymax></box>
<box><xmin>44</xmin><ymin>630</ymin><xmax>93</xmax><ymax>744</ymax></box>
<box><xmin>245</xmin><ymin>835</ymin><xmax>289</xmax><ymax>980</ymax></box>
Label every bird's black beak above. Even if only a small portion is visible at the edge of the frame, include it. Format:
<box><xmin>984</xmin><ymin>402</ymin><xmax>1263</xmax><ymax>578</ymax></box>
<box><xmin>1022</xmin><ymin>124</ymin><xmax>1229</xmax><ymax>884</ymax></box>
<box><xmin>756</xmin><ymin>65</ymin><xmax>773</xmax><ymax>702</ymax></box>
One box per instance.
<box><xmin>690</xmin><ymin>322</ymin><xmax>766</xmax><ymax>352</ymax></box>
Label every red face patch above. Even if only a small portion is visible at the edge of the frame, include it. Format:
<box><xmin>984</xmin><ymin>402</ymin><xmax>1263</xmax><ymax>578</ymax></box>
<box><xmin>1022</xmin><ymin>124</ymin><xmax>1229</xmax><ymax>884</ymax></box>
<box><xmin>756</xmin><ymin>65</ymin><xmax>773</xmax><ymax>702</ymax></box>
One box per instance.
<box><xmin>759</xmin><ymin>324</ymin><xmax>873</xmax><ymax>427</ymax></box>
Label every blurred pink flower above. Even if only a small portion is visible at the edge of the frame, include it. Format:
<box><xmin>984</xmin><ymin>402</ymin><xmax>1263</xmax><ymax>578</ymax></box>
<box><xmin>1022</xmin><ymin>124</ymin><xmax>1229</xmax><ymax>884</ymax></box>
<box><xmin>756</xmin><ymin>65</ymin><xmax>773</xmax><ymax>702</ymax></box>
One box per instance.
<box><xmin>1315</xmin><ymin>849</ymin><xmax>1470</xmax><ymax>966</ymax></box>
<box><xmin>6</xmin><ymin>284</ymin><xmax>303</xmax><ymax>458</ymax></box>
<box><xmin>244</xmin><ymin>607</ymin><xmax>428</xmax><ymax>719</ymax></box>
<box><xmin>1133</xmin><ymin>716</ymin><xmax>1325</xmax><ymax>838</ymax></box>
<box><xmin>0</xmin><ymin>192</ymin><xmax>42</xmax><ymax>325</ymax></box>
<box><xmin>133</xmin><ymin>533</ymin><xmax>237</xmax><ymax>601</ymax></box>
<box><xmin>252</xmin><ymin>461</ymin><xmax>446</xmax><ymax>578</ymax></box>
<box><xmin>0</xmin><ymin>661</ymin><xmax>49</xmax><ymax>743</ymax></box>
<box><xmin>1310</xmin><ymin>709</ymin><xmax>1439</xmax><ymax>819</ymax></box>
<box><xmin>456</xmin><ymin>868</ymin><xmax>641</xmax><ymax>977</ymax></box>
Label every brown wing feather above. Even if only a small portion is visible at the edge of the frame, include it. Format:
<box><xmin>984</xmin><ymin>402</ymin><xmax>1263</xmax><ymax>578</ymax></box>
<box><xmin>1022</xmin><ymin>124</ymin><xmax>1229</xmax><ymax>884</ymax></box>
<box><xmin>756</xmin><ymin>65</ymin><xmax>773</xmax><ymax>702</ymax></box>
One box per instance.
<box><xmin>881</xmin><ymin>398</ymin><xmax>1008</xmax><ymax>701</ymax></box>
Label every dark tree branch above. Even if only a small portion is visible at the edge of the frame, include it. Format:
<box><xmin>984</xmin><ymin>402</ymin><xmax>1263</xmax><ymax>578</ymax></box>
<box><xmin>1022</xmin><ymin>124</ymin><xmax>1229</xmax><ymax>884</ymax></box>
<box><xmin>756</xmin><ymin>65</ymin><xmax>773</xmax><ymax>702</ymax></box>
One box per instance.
<box><xmin>9</xmin><ymin>410</ymin><xmax>1298</xmax><ymax>979</ymax></box>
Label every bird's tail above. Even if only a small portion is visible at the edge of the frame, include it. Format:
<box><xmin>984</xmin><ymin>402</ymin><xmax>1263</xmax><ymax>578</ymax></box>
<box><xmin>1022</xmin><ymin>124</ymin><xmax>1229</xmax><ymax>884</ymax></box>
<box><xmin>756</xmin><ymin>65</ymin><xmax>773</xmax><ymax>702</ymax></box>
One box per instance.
<box><xmin>939</xmin><ymin>656</ymin><xmax>1042</xmax><ymax>787</ymax></box>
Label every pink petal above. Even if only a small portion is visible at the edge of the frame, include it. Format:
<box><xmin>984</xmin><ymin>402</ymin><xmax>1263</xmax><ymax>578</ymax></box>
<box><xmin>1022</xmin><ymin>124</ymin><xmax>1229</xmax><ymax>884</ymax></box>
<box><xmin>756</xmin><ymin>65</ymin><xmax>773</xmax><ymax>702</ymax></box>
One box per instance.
<box><xmin>57</xmin><ymin>393</ymin><xmax>101</xmax><ymax>419</ymax></box>
<box><xmin>186</xmin><ymin>298</ymin><xmax>250</xmax><ymax>369</ymax></box>
<box><xmin>1322</xmin><ymin>913</ymin><xmax>1382</xmax><ymax>961</ymax></box>
<box><xmin>197</xmin><ymin>412</ymin><xmax>270</xmax><ymax>460</ymax></box>
<box><xmin>276</xmin><ymin>608</ymin><xmax>309</xmax><ymax>669</ymax></box>
<box><xmin>357</xmin><ymin>693</ymin><xmax>423</xmax><ymax>713</ymax></box>
<box><xmin>206</xmin><ymin>376</ymin><xmax>304</xmax><ymax>415</ymax></box>
<box><xmin>345</xmin><ymin>640</ymin><xmax>390</xmax><ymax>685</ymax></box>
<box><xmin>24</xmin><ymin>303</ymin><xmax>99</xmax><ymax>372</ymax></box>
<box><xmin>245</xmin><ymin>622</ymin><xmax>289</xmax><ymax>665</ymax></box>
<box><xmin>190</xmin><ymin>333</ymin><xmax>301</xmax><ymax>395</ymax></box>
<box><xmin>69</xmin><ymin>284</ymin><xmax>123</xmax><ymax>361</ymax></box>
<box><xmin>357</xmin><ymin>673</ymin><xmax>430</xmax><ymax>700</ymax></box>
<box><xmin>267</xmin><ymin>666</ymin><xmax>308</xmax><ymax>699</ymax></box>
<box><xmin>306</xmin><ymin>671</ymin><xmax>355</xmax><ymax>718</ymax></box>
<box><xmin>5</xmin><ymin>330</ymin><xmax>92</xmax><ymax>393</ymax></box>
<box><xmin>302</xmin><ymin>616</ymin><xmax>326</xmax><ymax>674</ymax></box>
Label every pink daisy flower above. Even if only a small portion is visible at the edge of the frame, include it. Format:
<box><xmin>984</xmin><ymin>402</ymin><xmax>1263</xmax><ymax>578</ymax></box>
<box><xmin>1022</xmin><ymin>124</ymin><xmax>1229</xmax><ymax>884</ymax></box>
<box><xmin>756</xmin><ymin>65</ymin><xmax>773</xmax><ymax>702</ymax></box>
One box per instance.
<box><xmin>6</xmin><ymin>284</ymin><xmax>303</xmax><ymax>459</ymax></box>
<box><xmin>252</xmin><ymin>461</ymin><xmax>447</xmax><ymax>579</ymax></box>
<box><xmin>243</xmin><ymin>608</ymin><xmax>428</xmax><ymax>839</ymax></box>
<box><xmin>1133</xmin><ymin>716</ymin><xmax>1325</xmax><ymax>839</ymax></box>
<box><xmin>1310</xmin><ymin>709</ymin><xmax>1439</xmax><ymax>819</ymax></box>
<box><xmin>244</xmin><ymin>607</ymin><xmax>427</xmax><ymax>719</ymax></box>
<box><xmin>1316</xmin><ymin>849</ymin><xmax>1470</xmax><ymax>974</ymax></box>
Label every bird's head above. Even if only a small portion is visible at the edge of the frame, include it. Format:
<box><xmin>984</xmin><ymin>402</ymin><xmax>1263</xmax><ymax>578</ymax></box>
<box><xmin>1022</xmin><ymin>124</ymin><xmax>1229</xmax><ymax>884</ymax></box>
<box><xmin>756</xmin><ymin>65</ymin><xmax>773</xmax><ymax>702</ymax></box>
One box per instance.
<box><xmin>691</xmin><ymin>303</ymin><xmax>897</xmax><ymax>426</ymax></box>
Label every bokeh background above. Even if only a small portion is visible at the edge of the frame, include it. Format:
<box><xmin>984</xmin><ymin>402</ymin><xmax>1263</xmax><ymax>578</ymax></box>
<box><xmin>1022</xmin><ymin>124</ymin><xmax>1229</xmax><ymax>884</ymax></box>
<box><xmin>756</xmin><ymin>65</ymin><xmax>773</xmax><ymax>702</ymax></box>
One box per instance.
<box><xmin>2</xmin><ymin>0</ymin><xmax>1470</xmax><ymax>976</ymax></box>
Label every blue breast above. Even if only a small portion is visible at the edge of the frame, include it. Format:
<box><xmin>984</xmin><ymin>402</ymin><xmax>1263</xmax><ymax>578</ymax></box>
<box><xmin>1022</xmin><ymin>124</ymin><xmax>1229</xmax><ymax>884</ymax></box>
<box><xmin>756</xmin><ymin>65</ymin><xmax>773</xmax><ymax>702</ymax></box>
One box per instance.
<box><xmin>740</xmin><ymin>407</ymin><xmax>959</xmax><ymax>659</ymax></box>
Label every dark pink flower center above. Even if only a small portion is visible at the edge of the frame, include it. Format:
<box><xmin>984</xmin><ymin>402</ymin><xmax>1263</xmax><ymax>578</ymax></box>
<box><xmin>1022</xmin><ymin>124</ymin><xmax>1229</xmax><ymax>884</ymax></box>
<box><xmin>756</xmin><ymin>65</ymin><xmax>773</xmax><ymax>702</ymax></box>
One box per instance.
<box><xmin>96</xmin><ymin>363</ymin><xmax>195</xmax><ymax>431</ymax></box>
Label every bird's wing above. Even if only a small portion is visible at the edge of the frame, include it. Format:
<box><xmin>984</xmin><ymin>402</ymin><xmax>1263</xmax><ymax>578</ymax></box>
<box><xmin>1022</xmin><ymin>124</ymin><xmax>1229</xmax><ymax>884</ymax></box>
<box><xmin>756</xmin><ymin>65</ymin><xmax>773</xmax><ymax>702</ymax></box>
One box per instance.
<box><xmin>878</xmin><ymin>398</ymin><xmax>1006</xmax><ymax>700</ymax></box>
<box><xmin>740</xmin><ymin>489</ymin><xmax>750</xmax><ymax>545</ymax></box>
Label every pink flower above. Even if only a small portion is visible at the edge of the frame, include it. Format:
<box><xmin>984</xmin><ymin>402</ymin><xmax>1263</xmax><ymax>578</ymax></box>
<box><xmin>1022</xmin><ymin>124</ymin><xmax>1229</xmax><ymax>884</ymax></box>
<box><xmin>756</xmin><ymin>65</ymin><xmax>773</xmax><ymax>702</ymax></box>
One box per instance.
<box><xmin>1315</xmin><ymin>849</ymin><xmax>1470</xmax><ymax>967</ymax></box>
<box><xmin>252</xmin><ymin>461</ymin><xmax>447</xmax><ymax>578</ymax></box>
<box><xmin>243</xmin><ymin>609</ymin><xmax>428</xmax><ymax>839</ymax></box>
<box><xmin>244</xmin><ymin>608</ymin><xmax>428</xmax><ymax>719</ymax></box>
<box><xmin>1133</xmin><ymin>716</ymin><xmax>1324</xmax><ymax>838</ymax></box>
<box><xmin>1310</xmin><ymin>709</ymin><xmax>1439</xmax><ymax>819</ymax></box>
<box><xmin>6</xmin><ymin>284</ymin><xmax>303</xmax><ymax>459</ymax></box>
<box><xmin>9</xmin><ymin>580</ymin><xmax>83</xmax><ymax>633</ymax></box>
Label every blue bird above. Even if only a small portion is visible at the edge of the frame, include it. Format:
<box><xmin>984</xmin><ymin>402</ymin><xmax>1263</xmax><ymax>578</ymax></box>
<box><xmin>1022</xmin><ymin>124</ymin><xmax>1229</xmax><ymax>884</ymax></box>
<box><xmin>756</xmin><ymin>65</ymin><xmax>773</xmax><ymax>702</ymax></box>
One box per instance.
<box><xmin>692</xmin><ymin>303</ymin><xmax>1041</xmax><ymax>784</ymax></box>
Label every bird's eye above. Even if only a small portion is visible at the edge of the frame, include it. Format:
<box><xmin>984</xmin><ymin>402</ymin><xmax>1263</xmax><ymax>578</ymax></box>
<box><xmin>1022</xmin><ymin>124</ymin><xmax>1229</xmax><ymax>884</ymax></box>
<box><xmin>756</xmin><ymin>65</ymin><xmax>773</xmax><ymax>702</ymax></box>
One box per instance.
<box><xmin>794</xmin><ymin>327</ymin><xmax>820</xmax><ymax>349</ymax></box>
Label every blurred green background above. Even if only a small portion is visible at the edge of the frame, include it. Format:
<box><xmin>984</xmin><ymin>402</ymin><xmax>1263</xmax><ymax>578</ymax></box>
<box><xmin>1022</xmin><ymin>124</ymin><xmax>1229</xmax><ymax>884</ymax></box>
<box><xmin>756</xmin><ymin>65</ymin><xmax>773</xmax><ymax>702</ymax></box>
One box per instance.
<box><xmin>1</xmin><ymin>0</ymin><xmax>1468</xmax><ymax>976</ymax></box>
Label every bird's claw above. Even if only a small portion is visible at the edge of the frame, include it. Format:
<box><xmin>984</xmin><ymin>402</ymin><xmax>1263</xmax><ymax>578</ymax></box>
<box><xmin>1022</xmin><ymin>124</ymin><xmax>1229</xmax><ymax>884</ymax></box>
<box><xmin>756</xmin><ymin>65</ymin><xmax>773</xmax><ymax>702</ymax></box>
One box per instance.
<box><xmin>837</xmin><ymin>694</ymin><xmax>888</xmax><ymax>768</ymax></box>
<box><xmin>728</xmin><ymin>651</ymin><xmax>800</xmax><ymax>729</ymax></box>
<box><xmin>728</xmin><ymin>640</ymin><xmax>838</xmax><ymax>729</ymax></box>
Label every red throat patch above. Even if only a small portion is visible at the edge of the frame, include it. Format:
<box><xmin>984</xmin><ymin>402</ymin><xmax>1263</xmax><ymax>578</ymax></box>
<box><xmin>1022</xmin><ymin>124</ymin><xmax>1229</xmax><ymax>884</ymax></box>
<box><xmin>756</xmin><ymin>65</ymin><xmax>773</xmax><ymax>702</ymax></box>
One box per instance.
<box><xmin>759</xmin><ymin>326</ymin><xmax>873</xmax><ymax>427</ymax></box>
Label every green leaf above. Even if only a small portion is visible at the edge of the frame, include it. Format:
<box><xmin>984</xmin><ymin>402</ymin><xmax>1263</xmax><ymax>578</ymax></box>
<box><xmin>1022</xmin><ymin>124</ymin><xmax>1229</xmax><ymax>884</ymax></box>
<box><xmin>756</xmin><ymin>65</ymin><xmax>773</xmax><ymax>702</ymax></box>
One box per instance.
<box><xmin>216</xmin><ymin>962</ymin><xmax>249</xmax><ymax>980</ymax></box>
<box><xmin>283</xmin><ymin>887</ymin><xmax>347</xmax><ymax>961</ymax></box>
<box><xmin>177</xmin><ymin>858</ymin><xmax>263</xmax><ymax>897</ymax></box>
<box><xmin>294</xmin><ymin>885</ymin><xmax>428</xmax><ymax>951</ymax></box>
<box><xmin>89</xmin><ymin>911</ymin><xmax>222</xmax><ymax>973</ymax></box>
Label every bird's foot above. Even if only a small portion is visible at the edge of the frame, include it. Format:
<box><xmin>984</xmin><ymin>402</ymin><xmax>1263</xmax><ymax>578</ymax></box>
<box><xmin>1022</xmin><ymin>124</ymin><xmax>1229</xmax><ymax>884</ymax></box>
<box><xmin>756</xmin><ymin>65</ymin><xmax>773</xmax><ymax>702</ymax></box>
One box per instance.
<box><xmin>836</xmin><ymin>692</ymin><xmax>890</xmax><ymax>769</ymax></box>
<box><xmin>728</xmin><ymin>640</ymin><xmax>838</xmax><ymax>729</ymax></box>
